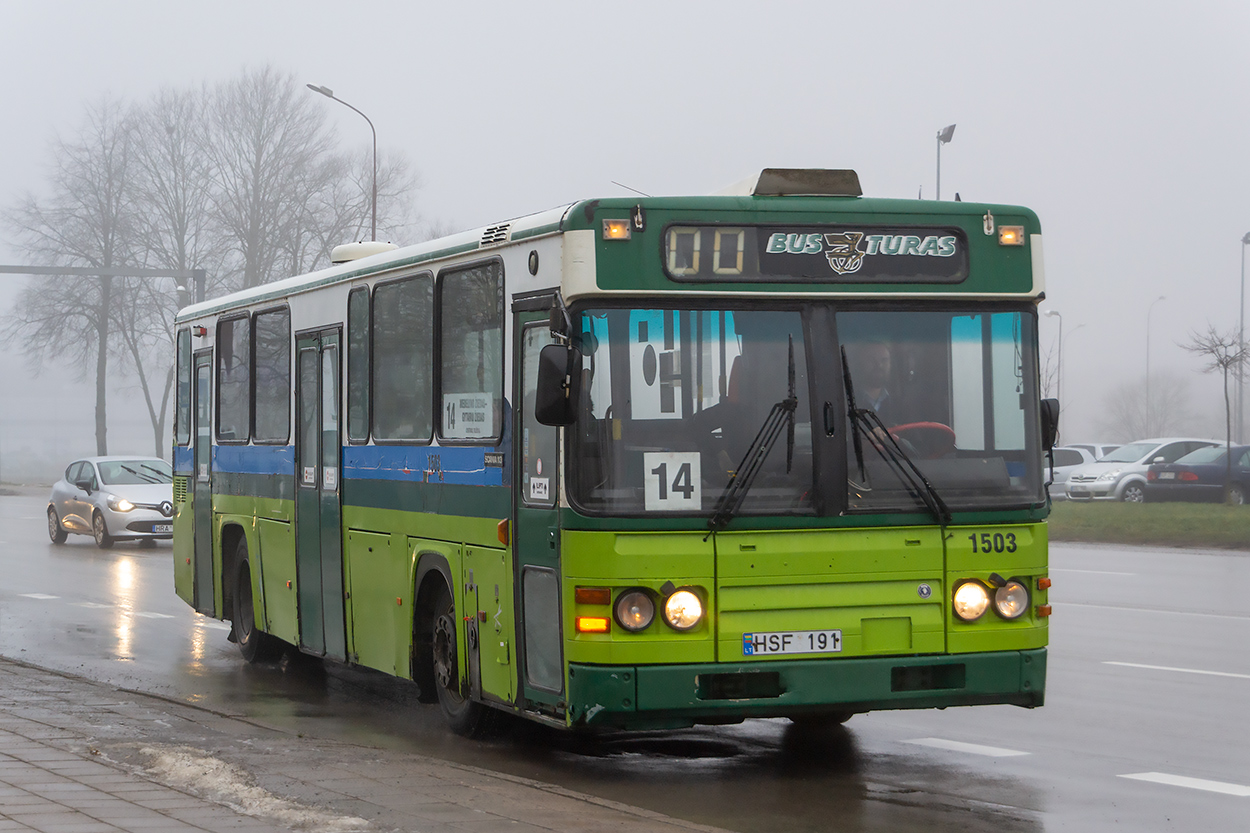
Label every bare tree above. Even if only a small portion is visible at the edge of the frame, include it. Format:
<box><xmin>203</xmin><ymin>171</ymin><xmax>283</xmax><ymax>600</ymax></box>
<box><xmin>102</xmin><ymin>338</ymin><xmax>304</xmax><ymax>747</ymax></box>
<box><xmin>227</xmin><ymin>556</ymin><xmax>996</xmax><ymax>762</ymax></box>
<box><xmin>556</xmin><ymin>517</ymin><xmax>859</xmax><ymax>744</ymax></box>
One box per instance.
<box><xmin>1182</xmin><ymin>326</ymin><xmax>1247</xmax><ymax>499</ymax></box>
<box><xmin>2</xmin><ymin>97</ymin><xmax>138</xmax><ymax>455</ymax></box>
<box><xmin>122</xmin><ymin>87</ymin><xmax>226</xmax><ymax>454</ymax></box>
<box><xmin>205</xmin><ymin>66</ymin><xmax>341</xmax><ymax>291</ymax></box>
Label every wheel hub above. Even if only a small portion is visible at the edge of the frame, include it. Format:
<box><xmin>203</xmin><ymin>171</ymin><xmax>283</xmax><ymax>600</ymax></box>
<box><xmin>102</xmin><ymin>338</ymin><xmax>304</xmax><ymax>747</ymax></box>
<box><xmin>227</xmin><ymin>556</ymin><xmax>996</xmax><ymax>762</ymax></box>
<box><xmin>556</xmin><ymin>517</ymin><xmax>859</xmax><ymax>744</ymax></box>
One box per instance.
<box><xmin>433</xmin><ymin>614</ymin><xmax>457</xmax><ymax>690</ymax></box>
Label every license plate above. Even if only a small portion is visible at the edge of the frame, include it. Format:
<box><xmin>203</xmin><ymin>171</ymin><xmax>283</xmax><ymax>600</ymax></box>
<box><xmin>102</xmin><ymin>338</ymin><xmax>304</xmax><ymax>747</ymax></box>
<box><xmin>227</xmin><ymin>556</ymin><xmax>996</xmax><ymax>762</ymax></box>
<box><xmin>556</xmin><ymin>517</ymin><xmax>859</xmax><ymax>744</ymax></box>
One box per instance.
<box><xmin>153</xmin><ymin>523</ymin><xmax>172</xmax><ymax>534</ymax></box>
<box><xmin>743</xmin><ymin>629</ymin><xmax>842</xmax><ymax>656</ymax></box>
<box><xmin>1159</xmin><ymin>472</ymin><xmax>1176</xmax><ymax>480</ymax></box>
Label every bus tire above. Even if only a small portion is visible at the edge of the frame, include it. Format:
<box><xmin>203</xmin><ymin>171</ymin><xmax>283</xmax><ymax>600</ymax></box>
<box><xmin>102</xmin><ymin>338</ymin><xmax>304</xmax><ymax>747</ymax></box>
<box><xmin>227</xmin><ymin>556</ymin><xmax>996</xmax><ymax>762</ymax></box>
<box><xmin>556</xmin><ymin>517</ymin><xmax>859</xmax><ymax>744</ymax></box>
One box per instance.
<box><xmin>231</xmin><ymin>538</ymin><xmax>283</xmax><ymax>663</ymax></box>
<box><xmin>431</xmin><ymin>583</ymin><xmax>500</xmax><ymax>737</ymax></box>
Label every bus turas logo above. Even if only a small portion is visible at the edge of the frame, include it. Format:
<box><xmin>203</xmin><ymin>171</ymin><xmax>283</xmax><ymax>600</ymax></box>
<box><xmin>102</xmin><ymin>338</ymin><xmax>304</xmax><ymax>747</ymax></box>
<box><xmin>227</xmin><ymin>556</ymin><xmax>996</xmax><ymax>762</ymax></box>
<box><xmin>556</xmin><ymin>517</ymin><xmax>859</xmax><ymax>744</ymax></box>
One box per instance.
<box><xmin>764</xmin><ymin>230</ymin><xmax>960</xmax><ymax>276</ymax></box>
<box><xmin>822</xmin><ymin>231</ymin><xmax>866</xmax><ymax>275</ymax></box>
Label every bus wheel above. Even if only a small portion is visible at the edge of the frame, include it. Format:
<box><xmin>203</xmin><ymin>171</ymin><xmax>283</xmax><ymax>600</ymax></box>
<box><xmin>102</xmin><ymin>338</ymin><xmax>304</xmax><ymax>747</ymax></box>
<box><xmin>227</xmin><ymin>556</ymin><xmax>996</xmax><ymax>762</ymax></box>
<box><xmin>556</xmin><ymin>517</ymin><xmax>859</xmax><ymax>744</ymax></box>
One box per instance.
<box><xmin>92</xmin><ymin>512</ymin><xmax>114</xmax><ymax>549</ymax></box>
<box><xmin>232</xmin><ymin>539</ymin><xmax>283</xmax><ymax>663</ymax></box>
<box><xmin>431</xmin><ymin>584</ymin><xmax>499</xmax><ymax>737</ymax></box>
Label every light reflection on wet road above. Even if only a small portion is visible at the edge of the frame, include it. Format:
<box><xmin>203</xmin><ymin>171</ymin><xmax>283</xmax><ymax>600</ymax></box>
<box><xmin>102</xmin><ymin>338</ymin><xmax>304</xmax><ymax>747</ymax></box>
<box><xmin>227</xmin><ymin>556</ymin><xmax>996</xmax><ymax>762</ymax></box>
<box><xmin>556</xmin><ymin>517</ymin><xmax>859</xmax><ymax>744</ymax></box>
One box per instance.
<box><xmin>3</xmin><ymin>491</ymin><xmax>1248</xmax><ymax>832</ymax></box>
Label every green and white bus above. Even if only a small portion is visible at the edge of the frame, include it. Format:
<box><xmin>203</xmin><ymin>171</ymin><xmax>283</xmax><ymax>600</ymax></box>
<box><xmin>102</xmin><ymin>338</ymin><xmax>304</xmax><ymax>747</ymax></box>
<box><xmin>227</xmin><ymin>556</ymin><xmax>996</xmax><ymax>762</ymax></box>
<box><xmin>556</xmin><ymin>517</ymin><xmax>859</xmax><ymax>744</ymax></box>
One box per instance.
<box><xmin>172</xmin><ymin>168</ymin><xmax>1055</xmax><ymax>735</ymax></box>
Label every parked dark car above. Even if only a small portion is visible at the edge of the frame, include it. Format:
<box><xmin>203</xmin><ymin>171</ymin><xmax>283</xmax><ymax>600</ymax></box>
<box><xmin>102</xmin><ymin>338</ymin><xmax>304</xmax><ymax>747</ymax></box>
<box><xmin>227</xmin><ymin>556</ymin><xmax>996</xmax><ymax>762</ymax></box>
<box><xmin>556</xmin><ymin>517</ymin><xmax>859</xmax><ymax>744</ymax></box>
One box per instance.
<box><xmin>1145</xmin><ymin>445</ymin><xmax>1250</xmax><ymax>504</ymax></box>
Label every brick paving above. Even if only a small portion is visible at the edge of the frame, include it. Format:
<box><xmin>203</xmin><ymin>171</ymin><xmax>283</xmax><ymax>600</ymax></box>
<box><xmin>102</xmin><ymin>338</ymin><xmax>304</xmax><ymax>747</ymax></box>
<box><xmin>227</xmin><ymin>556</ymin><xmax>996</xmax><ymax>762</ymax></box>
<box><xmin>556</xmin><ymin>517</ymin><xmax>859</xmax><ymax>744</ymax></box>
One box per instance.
<box><xmin>0</xmin><ymin>658</ymin><xmax>727</xmax><ymax>833</ymax></box>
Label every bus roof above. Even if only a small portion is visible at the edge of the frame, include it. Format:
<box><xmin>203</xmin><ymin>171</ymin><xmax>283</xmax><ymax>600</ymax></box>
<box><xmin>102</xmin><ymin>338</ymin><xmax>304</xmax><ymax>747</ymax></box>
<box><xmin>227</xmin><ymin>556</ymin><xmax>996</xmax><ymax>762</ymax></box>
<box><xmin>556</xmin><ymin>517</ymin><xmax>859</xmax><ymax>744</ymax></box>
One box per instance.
<box><xmin>175</xmin><ymin>172</ymin><xmax>1040</xmax><ymax>323</ymax></box>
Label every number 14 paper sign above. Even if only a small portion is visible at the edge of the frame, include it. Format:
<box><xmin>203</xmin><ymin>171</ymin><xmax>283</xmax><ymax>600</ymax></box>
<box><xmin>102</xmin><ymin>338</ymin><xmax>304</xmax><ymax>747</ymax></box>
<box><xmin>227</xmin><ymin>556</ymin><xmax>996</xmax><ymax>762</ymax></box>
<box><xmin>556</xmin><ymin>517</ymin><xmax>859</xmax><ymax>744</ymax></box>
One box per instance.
<box><xmin>643</xmin><ymin>452</ymin><xmax>701</xmax><ymax>512</ymax></box>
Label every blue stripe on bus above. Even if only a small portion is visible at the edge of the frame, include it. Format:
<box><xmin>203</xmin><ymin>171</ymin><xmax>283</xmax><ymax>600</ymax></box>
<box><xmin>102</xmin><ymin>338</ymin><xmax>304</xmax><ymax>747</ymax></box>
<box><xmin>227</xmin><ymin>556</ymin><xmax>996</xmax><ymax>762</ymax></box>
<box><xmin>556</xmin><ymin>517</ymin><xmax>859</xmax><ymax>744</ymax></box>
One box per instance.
<box><xmin>345</xmin><ymin>445</ymin><xmax>507</xmax><ymax>487</ymax></box>
<box><xmin>174</xmin><ymin>443</ymin><xmax>508</xmax><ymax>488</ymax></box>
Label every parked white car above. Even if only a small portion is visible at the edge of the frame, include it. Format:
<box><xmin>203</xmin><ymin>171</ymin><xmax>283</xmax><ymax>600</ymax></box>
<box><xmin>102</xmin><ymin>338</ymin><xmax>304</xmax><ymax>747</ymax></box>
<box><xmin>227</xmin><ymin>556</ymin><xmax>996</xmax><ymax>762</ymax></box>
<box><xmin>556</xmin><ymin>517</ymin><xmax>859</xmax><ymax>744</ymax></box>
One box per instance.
<box><xmin>1047</xmin><ymin>446</ymin><xmax>1095</xmax><ymax>500</ymax></box>
<box><xmin>1065</xmin><ymin>442</ymin><xmax>1120</xmax><ymax>460</ymax></box>
<box><xmin>1065</xmin><ymin>438</ymin><xmax>1221</xmax><ymax>502</ymax></box>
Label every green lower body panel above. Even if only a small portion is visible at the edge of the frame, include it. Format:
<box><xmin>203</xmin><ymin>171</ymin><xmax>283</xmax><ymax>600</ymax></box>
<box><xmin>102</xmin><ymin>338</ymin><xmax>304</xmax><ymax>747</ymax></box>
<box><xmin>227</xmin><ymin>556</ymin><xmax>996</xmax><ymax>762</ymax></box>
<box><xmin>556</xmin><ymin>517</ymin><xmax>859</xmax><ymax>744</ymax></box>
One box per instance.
<box><xmin>567</xmin><ymin>648</ymin><xmax>1045</xmax><ymax>729</ymax></box>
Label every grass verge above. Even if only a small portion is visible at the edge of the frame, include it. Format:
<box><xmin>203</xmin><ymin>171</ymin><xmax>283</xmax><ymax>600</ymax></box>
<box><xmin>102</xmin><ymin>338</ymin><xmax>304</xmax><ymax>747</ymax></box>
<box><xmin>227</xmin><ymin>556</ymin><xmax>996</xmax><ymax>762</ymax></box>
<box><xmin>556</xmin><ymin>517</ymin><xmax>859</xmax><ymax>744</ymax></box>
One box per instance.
<box><xmin>1048</xmin><ymin>501</ymin><xmax>1250</xmax><ymax>550</ymax></box>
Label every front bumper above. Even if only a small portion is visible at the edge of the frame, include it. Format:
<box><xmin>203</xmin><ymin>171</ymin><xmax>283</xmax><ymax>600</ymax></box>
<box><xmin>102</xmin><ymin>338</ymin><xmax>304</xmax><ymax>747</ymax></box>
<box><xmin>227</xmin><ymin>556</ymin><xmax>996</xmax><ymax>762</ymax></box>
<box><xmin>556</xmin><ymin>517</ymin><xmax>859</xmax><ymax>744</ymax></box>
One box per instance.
<box><xmin>103</xmin><ymin>507</ymin><xmax>174</xmax><ymax>539</ymax></box>
<box><xmin>1065</xmin><ymin>482</ymin><xmax>1117</xmax><ymax>499</ymax></box>
<box><xmin>567</xmin><ymin>648</ymin><xmax>1046</xmax><ymax>729</ymax></box>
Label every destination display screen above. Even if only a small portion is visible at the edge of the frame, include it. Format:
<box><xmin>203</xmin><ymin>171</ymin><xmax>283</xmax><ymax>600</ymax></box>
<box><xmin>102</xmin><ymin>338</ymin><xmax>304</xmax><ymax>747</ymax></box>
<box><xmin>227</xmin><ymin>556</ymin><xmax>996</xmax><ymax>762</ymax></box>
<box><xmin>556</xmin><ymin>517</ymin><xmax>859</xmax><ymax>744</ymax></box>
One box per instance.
<box><xmin>663</xmin><ymin>224</ymin><xmax>969</xmax><ymax>284</ymax></box>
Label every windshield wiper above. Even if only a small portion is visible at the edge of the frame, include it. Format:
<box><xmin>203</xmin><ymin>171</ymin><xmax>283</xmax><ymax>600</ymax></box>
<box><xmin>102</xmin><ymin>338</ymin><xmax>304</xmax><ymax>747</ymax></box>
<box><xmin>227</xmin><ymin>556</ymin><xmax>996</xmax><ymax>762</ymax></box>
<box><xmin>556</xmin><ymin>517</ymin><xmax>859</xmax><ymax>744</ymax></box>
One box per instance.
<box><xmin>841</xmin><ymin>346</ymin><xmax>951</xmax><ymax>525</ymax></box>
<box><xmin>120</xmin><ymin>464</ymin><xmax>164</xmax><ymax>484</ymax></box>
<box><xmin>708</xmin><ymin>337</ymin><xmax>798</xmax><ymax>534</ymax></box>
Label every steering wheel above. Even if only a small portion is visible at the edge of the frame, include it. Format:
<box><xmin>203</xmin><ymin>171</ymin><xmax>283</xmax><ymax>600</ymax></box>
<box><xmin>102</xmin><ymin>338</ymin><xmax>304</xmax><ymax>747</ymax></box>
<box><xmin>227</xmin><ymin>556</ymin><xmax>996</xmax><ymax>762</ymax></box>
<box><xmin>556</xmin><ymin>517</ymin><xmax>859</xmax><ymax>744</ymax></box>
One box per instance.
<box><xmin>889</xmin><ymin>422</ymin><xmax>956</xmax><ymax>458</ymax></box>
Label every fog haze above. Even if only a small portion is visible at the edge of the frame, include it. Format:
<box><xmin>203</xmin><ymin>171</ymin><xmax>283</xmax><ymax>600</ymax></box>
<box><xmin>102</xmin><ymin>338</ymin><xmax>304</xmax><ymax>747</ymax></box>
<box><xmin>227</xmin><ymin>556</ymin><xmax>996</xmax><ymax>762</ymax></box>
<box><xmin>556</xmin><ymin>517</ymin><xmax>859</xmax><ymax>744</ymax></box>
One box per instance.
<box><xmin>3</xmin><ymin>0</ymin><xmax>1248</xmax><ymax>479</ymax></box>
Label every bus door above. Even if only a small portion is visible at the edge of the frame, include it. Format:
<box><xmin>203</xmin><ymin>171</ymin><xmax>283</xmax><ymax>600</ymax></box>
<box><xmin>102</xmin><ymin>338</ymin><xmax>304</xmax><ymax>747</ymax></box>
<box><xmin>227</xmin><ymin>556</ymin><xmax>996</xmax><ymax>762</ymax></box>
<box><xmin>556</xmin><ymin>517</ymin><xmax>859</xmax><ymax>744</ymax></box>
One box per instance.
<box><xmin>295</xmin><ymin>328</ymin><xmax>347</xmax><ymax>660</ymax></box>
<box><xmin>192</xmin><ymin>350</ymin><xmax>215</xmax><ymax>615</ymax></box>
<box><xmin>513</xmin><ymin>312</ymin><xmax>565</xmax><ymax>710</ymax></box>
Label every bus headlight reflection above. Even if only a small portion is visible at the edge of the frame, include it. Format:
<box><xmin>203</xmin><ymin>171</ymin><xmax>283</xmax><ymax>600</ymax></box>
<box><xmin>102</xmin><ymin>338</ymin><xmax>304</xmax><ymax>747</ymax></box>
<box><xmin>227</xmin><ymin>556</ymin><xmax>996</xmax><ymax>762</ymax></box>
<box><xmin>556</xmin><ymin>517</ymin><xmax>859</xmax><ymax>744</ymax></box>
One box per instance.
<box><xmin>663</xmin><ymin>589</ymin><xmax>703</xmax><ymax>631</ymax></box>
<box><xmin>994</xmin><ymin>580</ymin><xmax>1030</xmax><ymax>619</ymax></box>
<box><xmin>953</xmin><ymin>581</ymin><xmax>990</xmax><ymax>621</ymax></box>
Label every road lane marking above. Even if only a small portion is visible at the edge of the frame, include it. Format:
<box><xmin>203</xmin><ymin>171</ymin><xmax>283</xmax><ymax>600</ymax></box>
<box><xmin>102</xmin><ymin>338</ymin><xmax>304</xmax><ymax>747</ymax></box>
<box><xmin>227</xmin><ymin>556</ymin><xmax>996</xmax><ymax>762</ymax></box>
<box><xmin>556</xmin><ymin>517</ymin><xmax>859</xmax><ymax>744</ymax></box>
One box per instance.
<box><xmin>19</xmin><ymin>593</ymin><xmax>59</xmax><ymax>600</ymax></box>
<box><xmin>1063</xmin><ymin>602</ymin><xmax>1250</xmax><ymax>622</ymax></box>
<box><xmin>1104</xmin><ymin>661</ymin><xmax>1250</xmax><ymax>680</ymax></box>
<box><xmin>74</xmin><ymin>602</ymin><xmax>113</xmax><ymax>609</ymax></box>
<box><xmin>902</xmin><ymin>738</ymin><xmax>1030</xmax><ymax>757</ymax></box>
<box><xmin>199</xmin><ymin>621</ymin><xmax>232</xmax><ymax>631</ymax></box>
<box><xmin>134</xmin><ymin>612</ymin><xmax>174</xmax><ymax>619</ymax></box>
<box><xmin>1049</xmin><ymin>568</ymin><xmax>1136</xmax><ymax>576</ymax></box>
<box><xmin>1119</xmin><ymin>772</ymin><xmax>1250</xmax><ymax>796</ymax></box>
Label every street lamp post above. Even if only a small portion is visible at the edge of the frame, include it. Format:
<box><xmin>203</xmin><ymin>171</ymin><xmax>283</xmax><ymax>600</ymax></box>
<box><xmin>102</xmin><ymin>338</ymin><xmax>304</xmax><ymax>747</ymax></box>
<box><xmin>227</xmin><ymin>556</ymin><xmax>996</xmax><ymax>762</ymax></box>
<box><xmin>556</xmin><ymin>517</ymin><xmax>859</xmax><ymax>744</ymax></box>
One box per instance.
<box><xmin>1044</xmin><ymin>309</ymin><xmax>1063</xmax><ymax>405</ymax></box>
<box><xmin>307</xmin><ymin>84</ymin><xmax>377</xmax><ymax>242</ymax></box>
<box><xmin>1146</xmin><ymin>295</ymin><xmax>1166</xmax><ymax>437</ymax></box>
<box><xmin>1239</xmin><ymin>233</ymin><xmax>1250</xmax><ymax>442</ymax></box>
<box><xmin>936</xmin><ymin>124</ymin><xmax>956</xmax><ymax>201</ymax></box>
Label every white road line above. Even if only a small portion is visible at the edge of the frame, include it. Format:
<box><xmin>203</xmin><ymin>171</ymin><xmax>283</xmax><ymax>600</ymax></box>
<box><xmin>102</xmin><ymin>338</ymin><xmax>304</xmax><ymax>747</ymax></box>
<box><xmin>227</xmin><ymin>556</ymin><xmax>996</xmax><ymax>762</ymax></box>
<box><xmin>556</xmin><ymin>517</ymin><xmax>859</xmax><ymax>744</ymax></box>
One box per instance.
<box><xmin>134</xmin><ymin>612</ymin><xmax>174</xmax><ymax>619</ymax></box>
<box><xmin>1104</xmin><ymin>661</ymin><xmax>1250</xmax><ymax>680</ymax></box>
<box><xmin>18</xmin><ymin>593</ymin><xmax>59</xmax><ymax>600</ymax></box>
<box><xmin>1049</xmin><ymin>568</ymin><xmax>1136</xmax><ymax>576</ymax></box>
<box><xmin>1063</xmin><ymin>602</ymin><xmax>1250</xmax><ymax>622</ymax></box>
<box><xmin>1119</xmin><ymin>772</ymin><xmax>1250</xmax><ymax>797</ymax></box>
<box><xmin>902</xmin><ymin>738</ymin><xmax>1030</xmax><ymax>757</ymax></box>
<box><xmin>74</xmin><ymin>602</ymin><xmax>113</xmax><ymax>609</ymax></box>
<box><xmin>199</xmin><ymin>621</ymin><xmax>232</xmax><ymax>631</ymax></box>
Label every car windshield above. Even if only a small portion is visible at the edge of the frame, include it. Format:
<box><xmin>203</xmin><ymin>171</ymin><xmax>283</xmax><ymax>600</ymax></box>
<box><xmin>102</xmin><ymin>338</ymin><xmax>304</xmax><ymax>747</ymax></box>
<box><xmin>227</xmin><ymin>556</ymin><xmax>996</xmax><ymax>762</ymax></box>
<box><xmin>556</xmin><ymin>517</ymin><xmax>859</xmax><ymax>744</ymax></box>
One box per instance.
<box><xmin>97</xmin><ymin>460</ymin><xmax>173</xmax><ymax>485</ymax></box>
<box><xmin>1174</xmin><ymin>446</ymin><xmax>1226</xmax><ymax>465</ymax></box>
<box><xmin>1099</xmin><ymin>442</ymin><xmax>1157</xmax><ymax>464</ymax></box>
<box><xmin>566</xmin><ymin>304</ymin><xmax>1044</xmax><ymax>518</ymax></box>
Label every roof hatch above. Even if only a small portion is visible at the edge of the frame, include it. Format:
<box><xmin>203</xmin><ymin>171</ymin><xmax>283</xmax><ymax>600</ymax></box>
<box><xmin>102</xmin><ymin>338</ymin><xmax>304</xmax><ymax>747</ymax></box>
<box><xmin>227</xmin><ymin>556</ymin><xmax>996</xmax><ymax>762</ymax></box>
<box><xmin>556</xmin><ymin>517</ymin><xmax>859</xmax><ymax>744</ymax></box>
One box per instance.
<box><xmin>717</xmin><ymin>168</ymin><xmax>862</xmax><ymax>197</ymax></box>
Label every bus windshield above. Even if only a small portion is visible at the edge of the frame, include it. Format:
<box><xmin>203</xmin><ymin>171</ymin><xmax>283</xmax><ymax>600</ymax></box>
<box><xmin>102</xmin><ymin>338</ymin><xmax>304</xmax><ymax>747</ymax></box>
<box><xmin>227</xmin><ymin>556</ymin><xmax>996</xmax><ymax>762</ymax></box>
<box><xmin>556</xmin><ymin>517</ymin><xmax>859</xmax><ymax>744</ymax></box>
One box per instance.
<box><xmin>568</xmin><ymin>304</ymin><xmax>1043</xmax><ymax>518</ymax></box>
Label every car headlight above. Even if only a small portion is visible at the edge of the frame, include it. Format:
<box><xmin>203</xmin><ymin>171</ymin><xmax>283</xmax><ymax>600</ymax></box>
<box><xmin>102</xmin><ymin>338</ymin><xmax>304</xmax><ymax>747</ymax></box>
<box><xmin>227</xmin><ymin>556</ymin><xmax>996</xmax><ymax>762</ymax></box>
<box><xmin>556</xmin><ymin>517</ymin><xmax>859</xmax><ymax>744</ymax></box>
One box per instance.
<box><xmin>953</xmin><ymin>580</ymin><xmax>990</xmax><ymax>621</ymax></box>
<box><xmin>107</xmin><ymin>494</ymin><xmax>135</xmax><ymax>512</ymax></box>
<box><xmin>614</xmin><ymin>589</ymin><xmax>655</xmax><ymax>632</ymax></box>
<box><xmin>993</xmin><ymin>580</ymin><xmax>1030</xmax><ymax>619</ymax></box>
<box><xmin>1096</xmin><ymin>470</ymin><xmax>1121</xmax><ymax>482</ymax></box>
<box><xmin>663</xmin><ymin>589</ymin><xmax>703</xmax><ymax>631</ymax></box>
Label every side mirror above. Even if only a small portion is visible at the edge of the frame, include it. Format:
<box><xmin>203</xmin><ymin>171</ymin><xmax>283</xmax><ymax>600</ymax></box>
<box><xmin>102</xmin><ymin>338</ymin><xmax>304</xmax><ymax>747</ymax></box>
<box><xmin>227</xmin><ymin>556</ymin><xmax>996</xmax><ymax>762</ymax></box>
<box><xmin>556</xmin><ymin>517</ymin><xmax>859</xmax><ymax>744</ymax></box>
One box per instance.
<box><xmin>535</xmin><ymin>343</ymin><xmax>582</xmax><ymax>426</ymax></box>
<box><xmin>75</xmin><ymin>479</ymin><xmax>93</xmax><ymax>495</ymax></box>
<box><xmin>1040</xmin><ymin>398</ymin><xmax>1060</xmax><ymax>451</ymax></box>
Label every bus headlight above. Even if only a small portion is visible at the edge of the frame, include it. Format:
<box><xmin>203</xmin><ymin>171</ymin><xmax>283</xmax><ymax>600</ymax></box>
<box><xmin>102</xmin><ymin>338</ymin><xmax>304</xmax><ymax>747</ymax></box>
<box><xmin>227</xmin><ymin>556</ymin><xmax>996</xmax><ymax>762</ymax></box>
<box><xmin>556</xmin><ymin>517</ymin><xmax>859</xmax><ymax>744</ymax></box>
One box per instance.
<box><xmin>953</xmin><ymin>581</ymin><xmax>990</xmax><ymax>621</ymax></box>
<box><xmin>614</xmin><ymin>589</ymin><xmax>655</xmax><ymax>632</ymax></box>
<box><xmin>994</xmin><ymin>580</ymin><xmax>1030</xmax><ymax>620</ymax></box>
<box><xmin>663</xmin><ymin>589</ymin><xmax>703</xmax><ymax>631</ymax></box>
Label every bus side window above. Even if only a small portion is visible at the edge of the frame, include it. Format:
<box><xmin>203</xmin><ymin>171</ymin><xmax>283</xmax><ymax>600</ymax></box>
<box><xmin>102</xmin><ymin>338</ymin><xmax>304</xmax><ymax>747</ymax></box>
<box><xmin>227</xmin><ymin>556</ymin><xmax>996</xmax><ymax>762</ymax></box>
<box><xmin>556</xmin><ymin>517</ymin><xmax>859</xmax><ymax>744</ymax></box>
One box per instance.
<box><xmin>372</xmin><ymin>275</ymin><xmax>433</xmax><ymax>442</ymax></box>
<box><xmin>217</xmin><ymin>316</ymin><xmax>250</xmax><ymax>443</ymax></box>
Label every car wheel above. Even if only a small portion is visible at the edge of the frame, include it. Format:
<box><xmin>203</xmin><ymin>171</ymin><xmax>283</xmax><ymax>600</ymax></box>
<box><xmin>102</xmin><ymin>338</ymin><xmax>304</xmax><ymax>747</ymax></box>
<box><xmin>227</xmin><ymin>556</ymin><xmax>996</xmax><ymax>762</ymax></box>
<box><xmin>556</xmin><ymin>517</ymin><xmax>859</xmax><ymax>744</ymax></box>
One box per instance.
<box><xmin>1228</xmin><ymin>484</ymin><xmax>1246</xmax><ymax>506</ymax></box>
<box><xmin>430</xmin><ymin>583</ymin><xmax>502</xmax><ymax>737</ymax></box>
<box><xmin>47</xmin><ymin>507</ymin><xmax>68</xmax><ymax>544</ymax></box>
<box><xmin>1120</xmin><ymin>483</ymin><xmax>1146</xmax><ymax>503</ymax></box>
<box><xmin>232</xmin><ymin>538</ymin><xmax>283</xmax><ymax>663</ymax></box>
<box><xmin>92</xmin><ymin>512</ymin><xmax>114</xmax><ymax>549</ymax></box>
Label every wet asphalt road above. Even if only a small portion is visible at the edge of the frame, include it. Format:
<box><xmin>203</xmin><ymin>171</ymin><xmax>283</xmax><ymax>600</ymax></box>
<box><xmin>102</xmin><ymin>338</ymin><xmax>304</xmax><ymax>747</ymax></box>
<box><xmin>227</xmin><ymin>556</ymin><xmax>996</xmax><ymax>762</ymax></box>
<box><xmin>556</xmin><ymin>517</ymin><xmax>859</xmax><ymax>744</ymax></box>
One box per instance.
<box><xmin>2</xmin><ymin>489</ymin><xmax>1248</xmax><ymax>832</ymax></box>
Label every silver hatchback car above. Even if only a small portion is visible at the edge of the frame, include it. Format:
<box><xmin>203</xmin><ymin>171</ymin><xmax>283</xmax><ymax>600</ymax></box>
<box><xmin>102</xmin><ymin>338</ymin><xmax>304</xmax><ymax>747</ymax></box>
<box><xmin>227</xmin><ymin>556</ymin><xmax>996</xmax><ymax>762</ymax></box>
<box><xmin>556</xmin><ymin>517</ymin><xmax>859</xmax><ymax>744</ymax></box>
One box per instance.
<box><xmin>47</xmin><ymin>456</ymin><xmax>174</xmax><ymax>548</ymax></box>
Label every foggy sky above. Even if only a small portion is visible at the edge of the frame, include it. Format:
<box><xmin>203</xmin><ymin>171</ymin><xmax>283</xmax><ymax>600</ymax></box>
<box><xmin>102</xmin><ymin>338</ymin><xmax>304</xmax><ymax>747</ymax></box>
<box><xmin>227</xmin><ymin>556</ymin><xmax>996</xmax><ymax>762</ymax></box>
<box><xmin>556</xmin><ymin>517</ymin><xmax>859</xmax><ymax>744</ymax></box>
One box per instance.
<box><xmin>3</xmin><ymin>0</ymin><xmax>1249</xmax><ymax>478</ymax></box>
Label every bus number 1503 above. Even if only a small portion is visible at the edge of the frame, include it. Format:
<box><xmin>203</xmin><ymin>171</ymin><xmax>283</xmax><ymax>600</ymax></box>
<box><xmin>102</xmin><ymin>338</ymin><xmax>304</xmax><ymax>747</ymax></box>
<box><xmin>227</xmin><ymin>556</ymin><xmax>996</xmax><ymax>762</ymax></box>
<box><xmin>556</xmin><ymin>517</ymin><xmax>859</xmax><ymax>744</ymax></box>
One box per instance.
<box><xmin>968</xmin><ymin>532</ymin><xmax>1018</xmax><ymax>554</ymax></box>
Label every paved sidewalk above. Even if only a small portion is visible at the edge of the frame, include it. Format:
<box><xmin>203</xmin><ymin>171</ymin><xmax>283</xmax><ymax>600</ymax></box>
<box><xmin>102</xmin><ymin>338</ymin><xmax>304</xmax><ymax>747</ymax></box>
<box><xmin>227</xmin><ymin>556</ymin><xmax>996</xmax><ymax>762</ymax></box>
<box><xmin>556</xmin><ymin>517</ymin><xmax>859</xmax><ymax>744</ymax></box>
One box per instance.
<box><xmin>0</xmin><ymin>658</ymin><xmax>727</xmax><ymax>833</ymax></box>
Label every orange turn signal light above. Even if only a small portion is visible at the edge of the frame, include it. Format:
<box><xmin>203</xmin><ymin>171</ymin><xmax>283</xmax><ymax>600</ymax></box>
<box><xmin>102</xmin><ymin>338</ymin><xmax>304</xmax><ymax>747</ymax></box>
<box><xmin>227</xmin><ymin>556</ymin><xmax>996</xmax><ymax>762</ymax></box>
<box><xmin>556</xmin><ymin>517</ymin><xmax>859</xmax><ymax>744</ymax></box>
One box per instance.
<box><xmin>575</xmin><ymin>586</ymin><xmax>611</xmax><ymax>606</ymax></box>
<box><xmin>1037</xmin><ymin>577</ymin><xmax>1052</xmax><ymax>590</ymax></box>
<box><xmin>576</xmin><ymin>616</ymin><xmax>610</xmax><ymax>633</ymax></box>
<box><xmin>497</xmin><ymin>519</ymin><xmax>509</xmax><ymax>546</ymax></box>
<box><xmin>1035</xmin><ymin>605</ymin><xmax>1052</xmax><ymax>617</ymax></box>
<box><xmin>602</xmin><ymin>219</ymin><xmax>631</xmax><ymax>240</ymax></box>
